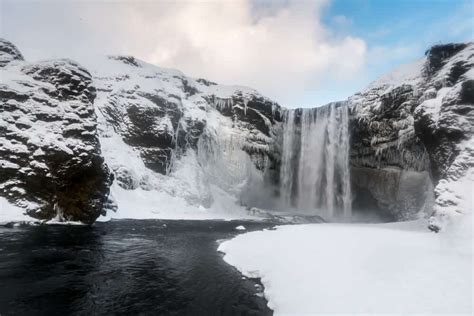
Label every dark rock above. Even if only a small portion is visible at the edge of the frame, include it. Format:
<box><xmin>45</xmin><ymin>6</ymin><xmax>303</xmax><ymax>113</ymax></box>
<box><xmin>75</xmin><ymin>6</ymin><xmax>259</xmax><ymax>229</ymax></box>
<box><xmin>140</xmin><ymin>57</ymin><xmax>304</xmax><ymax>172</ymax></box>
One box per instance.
<box><xmin>0</xmin><ymin>39</ymin><xmax>112</xmax><ymax>224</ymax></box>
<box><xmin>424</xmin><ymin>43</ymin><xmax>467</xmax><ymax>76</ymax></box>
<box><xmin>108</xmin><ymin>55</ymin><xmax>141</xmax><ymax>67</ymax></box>
<box><xmin>0</xmin><ymin>38</ymin><xmax>24</xmax><ymax>67</ymax></box>
<box><xmin>350</xmin><ymin>42</ymin><xmax>473</xmax><ymax>222</ymax></box>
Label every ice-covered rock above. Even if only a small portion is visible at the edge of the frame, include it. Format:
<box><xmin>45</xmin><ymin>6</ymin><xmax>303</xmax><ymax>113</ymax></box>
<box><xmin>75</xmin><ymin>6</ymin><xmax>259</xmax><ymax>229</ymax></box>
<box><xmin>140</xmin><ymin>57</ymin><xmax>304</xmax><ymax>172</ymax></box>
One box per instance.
<box><xmin>414</xmin><ymin>43</ymin><xmax>474</xmax><ymax>230</ymax></box>
<box><xmin>0</xmin><ymin>39</ymin><xmax>112</xmax><ymax>224</ymax></box>
<box><xmin>78</xmin><ymin>54</ymin><xmax>283</xmax><ymax>219</ymax></box>
<box><xmin>1</xmin><ymin>37</ymin><xmax>471</xmax><ymax>226</ymax></box>
<box><xmin>348</xmin><ymin>56</ymin><xmax>430</xmax><ymax>220</ymax></box>
<box><xmin>349</xmin><ymin>42</ymin><xmax>473</xmax><ymax>225</ymax></box>
<box><xmin>0</xmin><ymin>38</ymin><xmax>24</xmax><ymax>67</ymax></box>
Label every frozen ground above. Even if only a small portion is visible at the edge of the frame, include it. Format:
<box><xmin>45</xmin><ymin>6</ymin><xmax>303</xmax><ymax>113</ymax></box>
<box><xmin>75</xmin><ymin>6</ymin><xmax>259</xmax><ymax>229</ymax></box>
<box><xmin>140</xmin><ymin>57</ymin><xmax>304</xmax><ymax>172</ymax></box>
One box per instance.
<box><xmin>218</xmin><ymin>216</ymin><xmax>473</xmax><ymax>315</ymax></box>
<box><xmin>97</xmin><ymin>184</ymin><xmax>259</xmax><ymax>222</ymax></box>
<box><xmin>0</xmin><ymin>197</ymin><xmax>34</xmax><ymax>224</ymax></box>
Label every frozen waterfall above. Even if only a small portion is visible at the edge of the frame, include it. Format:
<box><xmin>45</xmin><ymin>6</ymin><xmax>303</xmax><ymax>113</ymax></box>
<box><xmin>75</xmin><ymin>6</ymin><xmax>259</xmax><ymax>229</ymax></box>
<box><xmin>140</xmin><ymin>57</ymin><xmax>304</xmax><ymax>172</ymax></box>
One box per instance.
<box><xmin>279</xmin><ymin>102</ymin><xmax>352</xmax><ymax>219</ymax></box>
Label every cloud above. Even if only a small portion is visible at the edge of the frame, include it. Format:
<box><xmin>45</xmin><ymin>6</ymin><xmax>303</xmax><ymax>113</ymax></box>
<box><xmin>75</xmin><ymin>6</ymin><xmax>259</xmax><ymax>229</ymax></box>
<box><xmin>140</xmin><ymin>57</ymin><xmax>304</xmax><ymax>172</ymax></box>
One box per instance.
<box><xmin>1</xmin><ymin>0</ymin><xmax>367</xmax><ymax>107</ymax></box>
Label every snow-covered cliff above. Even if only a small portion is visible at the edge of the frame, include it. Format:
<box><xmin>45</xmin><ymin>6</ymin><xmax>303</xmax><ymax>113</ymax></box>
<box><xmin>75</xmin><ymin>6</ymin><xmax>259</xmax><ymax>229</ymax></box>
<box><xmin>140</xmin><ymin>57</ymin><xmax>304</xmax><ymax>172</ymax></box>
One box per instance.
<box><xmin>0</xmin><ymin>39</ymin><xmax>112</xmax><ymax>224</ymax></box>
<box><xmin>1</xmin><ymin>38</ymin><xmax>472</xmax><ymax>228</ymax></box>
<box><xmin>349</xmin><ymin>43</ymin><xmax>473</xmax><ymax>228</ymax></box>
<box><xmin>77</xmin><ymin>54</ymin><xmax>284</xmax><ymax>220</ymax></box>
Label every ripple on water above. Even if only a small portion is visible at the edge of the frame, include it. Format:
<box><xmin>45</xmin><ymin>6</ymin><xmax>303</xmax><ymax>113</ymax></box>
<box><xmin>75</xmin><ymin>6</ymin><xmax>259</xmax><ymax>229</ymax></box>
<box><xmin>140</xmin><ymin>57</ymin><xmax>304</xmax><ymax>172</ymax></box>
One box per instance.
<box><xmin>0</xmin><ymin>220</ymin><xmax>274</xmax><ymax>315</ymax></box>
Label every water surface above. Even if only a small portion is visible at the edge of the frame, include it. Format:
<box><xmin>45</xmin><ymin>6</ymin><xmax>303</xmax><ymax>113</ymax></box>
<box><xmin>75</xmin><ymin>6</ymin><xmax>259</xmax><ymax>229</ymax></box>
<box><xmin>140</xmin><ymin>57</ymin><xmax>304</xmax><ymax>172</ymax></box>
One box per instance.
<box><xmin>0</xmin><ymin>220</ymin><xmax>274</xmax><ymax>315</ymax></box>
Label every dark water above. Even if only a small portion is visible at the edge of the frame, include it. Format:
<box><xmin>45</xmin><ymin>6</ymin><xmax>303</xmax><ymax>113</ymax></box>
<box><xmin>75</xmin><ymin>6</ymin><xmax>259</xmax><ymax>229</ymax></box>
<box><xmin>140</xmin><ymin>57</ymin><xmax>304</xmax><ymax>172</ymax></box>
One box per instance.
<box><xmin>0</xmin><ymin>220</ymin><xmax>275</xmax><ymax>315</ymax></box>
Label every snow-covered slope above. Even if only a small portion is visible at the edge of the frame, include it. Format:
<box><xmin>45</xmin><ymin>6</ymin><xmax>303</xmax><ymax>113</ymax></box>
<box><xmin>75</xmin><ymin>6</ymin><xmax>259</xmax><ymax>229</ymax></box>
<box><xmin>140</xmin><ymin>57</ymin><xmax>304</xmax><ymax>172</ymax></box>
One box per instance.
<box><xmin>1</xmin><ymin>38</ymin><xmax>472</xmax><ymax>226</ymax></box>
<box><xmin>80</xmin><ymin>55</ymin><xmax>283</xmax><ymax>220</ymax></box>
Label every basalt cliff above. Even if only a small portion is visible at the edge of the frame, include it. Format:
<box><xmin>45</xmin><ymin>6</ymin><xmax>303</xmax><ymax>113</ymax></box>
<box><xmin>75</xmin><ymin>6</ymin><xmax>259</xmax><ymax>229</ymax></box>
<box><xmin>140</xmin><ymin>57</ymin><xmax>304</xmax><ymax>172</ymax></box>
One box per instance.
<box><xmin>1</xmin><ymin>39</ymin><xmax>472</xmax><ymax>229</ymax></box>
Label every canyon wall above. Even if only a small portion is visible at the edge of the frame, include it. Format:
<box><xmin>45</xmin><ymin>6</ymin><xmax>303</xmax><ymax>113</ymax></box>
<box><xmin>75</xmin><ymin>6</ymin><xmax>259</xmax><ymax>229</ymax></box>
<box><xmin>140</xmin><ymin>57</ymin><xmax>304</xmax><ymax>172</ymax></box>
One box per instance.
<box><xmin>349</xmin><ymin>43</ymin><xmax>473</xmax><ymax>226</ymax></box>
<box><xmin>1</xmin><ymin>38</ymin><xmax>472</xmax><ymax>226</ymax></box>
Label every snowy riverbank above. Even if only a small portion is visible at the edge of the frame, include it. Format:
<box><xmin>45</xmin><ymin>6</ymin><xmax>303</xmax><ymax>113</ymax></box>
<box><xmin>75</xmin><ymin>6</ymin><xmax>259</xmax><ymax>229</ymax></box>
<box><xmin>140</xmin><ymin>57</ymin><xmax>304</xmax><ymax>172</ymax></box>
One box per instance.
<box><xmin>218</xmin><ymin>217</ymin><xmax>473</xmax><ymax>314</ymax></box>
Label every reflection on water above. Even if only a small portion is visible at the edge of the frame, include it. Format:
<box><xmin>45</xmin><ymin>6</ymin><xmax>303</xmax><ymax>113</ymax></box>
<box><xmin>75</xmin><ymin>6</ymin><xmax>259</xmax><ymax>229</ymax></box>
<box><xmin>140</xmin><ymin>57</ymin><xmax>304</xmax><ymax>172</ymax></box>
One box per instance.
<box><xmin>0</xmin><ymin>220</ymin><xmax>273</xmax><ymax>315</ymax></box>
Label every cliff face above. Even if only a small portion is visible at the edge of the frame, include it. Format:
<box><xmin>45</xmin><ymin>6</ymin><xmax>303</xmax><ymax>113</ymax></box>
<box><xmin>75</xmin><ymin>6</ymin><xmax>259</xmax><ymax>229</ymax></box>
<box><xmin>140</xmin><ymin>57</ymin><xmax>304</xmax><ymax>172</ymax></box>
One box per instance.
<box><xmin>0</xmin><ymin>39</ymin><xmax>112</xmax><ymax>223</ymax></box>
<box><xmin>1</xmin><ymin>38</ymin><xmax>472</xmax><ymax>226</ymax></box>
<box><xmin>78</xmin><ymin>55</ymin><xmax>283</xmax><ymax>217</ymax></box>
<box><xmin>348</xmin><ymin>58</ymin><xmax>432</xmax><ymax>220</ymax></box>
<box><xmin>349</xmin><ymin>43</ymin><xmax>473</xmax><ymax>225</ymax></box>
<box><xmin>414</xmin><ymin>44</ymin><xmax>474</xmax><ymax>230</ymax></box>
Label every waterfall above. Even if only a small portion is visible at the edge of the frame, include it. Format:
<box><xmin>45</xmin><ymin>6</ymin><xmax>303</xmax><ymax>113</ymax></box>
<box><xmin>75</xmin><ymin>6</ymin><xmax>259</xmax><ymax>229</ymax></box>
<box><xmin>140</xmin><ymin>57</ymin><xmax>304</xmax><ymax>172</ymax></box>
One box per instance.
<box><xmin>279</xmin><ymin>110</ymin><xmax>296</xmax><ymax>208</ymax></box>
<box><xmin>279</xmin><ymin>102</ymin><xmax>352</xmax><ymax>219</ymax></box>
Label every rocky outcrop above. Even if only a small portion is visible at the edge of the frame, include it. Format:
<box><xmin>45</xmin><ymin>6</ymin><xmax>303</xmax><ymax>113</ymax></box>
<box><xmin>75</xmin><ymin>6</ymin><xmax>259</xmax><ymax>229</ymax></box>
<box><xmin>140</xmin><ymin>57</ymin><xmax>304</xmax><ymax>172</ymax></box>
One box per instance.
<box><xmin>349</xmin><ymin>42</ymin><xmax>473</xmax><ymax>225</ymax></box>
<box><xmin>0</xmin><ymin>38</ymin><xmax>24</xmax><ymax>67</ymax></box>
<box><xmin>210</xmin><ymin>93</ymin><xmax>283</xmax><ymax>171</ymax></box>
<box><xmin>0</xmin><ymin>39</ymin><xmax>112</xmax><ymax>224</ymax></box>
<box><xmin>1</xmin><ymin>38</ymin><xmax>471</xmax><ymax>226</ymax></box>
<box><xmin>76</xmin><ymin>55</ymin><xmax>283</xmax><ymax>214</ymax></box>
<box><xmin>414</xmin><ymin>43</ymin><xmax>474</xmax><ymax>230</ymax></box>
<box><xmin>348</xmin><ymin>58</ymin><xmax>432</xmax><ymax>220</ymax></box>
<box><xmin>90</xmin><ymin>56</ymin><xmax>282</xmax><ymax>177</ymax></box>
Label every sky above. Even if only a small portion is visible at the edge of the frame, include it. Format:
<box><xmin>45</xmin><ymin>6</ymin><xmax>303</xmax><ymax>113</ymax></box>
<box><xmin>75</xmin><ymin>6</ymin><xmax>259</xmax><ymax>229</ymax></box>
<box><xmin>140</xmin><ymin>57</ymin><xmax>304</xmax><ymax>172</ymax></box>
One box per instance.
<box><xmin>0</xmin><ymin>0</ymin><xmax>472</xmax><ymax>108</ymax></box>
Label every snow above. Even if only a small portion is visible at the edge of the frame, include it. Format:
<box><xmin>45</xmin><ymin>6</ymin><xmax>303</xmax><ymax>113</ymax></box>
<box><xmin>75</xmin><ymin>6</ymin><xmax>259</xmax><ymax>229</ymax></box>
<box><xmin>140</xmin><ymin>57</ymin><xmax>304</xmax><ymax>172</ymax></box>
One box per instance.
<box><xmin>0</xmin><ymin>197</ymin><xmax>85</xmax><ymax>225</ymax></box>
<box><xmin>218</xmin><ymin>218</ymin><xmax>473</xmax><ymax>314</ymax></box>
<box><xmin>235</xmin><ymin>225</ymin><xmax>246</xmax><ymax>231</ymax></box>
<box><xmin>87</xmin><ymin>53</ymin><xmax>275</xmax><ymax>221</ymax></box>
<box><xmin>96</xmin><ymin>116</ymin><xmax>261</xmax><ymax>221</ymax></box>
<box><xmin>98</xmin><ymin>184</ymin><xmax>258</xmax><ymax>221</ymax></box>
<box><xmin>365</xmin><ymin>58</ymin><xmax>425</xmax><ymax>93</ymax></box>
<box><xmin>416</xmin><ymin>87</ymin><xmax>451</xmax><ymax>126</ymax></box>
<box><xmin>429</xmin><ymin>138</ymin><xmax>474</xmax><ymax>229</ymax></box>
<box><xmin>432</xmin><ymin>43</ymin><xmax>474</xmax><ymax>84</ymax></box>
<box><xmin>0</xmin><ymin>197</ymin><xmax>35</xmax><ymax>224</ymax></box>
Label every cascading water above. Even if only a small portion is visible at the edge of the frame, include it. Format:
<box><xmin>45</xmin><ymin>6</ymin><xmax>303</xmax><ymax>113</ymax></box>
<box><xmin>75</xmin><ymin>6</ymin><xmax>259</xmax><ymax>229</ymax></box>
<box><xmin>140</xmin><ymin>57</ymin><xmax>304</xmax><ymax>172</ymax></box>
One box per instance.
<box><xmin>279</xmin><ymin>102</ymin><xmax>352</xmax><ymax>220</ymax></box>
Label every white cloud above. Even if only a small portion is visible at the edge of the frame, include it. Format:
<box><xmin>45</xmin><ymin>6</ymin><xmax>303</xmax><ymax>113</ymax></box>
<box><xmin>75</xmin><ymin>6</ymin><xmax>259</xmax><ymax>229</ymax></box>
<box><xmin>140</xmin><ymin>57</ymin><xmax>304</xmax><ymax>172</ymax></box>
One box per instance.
<box><xmin>1</xmin><ymin>0</ymin><xmax>367</xmax><ymax>107</ymax></box>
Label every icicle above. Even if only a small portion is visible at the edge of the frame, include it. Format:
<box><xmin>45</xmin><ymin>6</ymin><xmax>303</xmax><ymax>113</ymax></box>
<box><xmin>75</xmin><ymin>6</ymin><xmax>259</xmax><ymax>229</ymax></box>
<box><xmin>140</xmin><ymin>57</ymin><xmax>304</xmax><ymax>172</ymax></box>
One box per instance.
<box><xmin>166</xmin><ymin>119</ymin><xmax>181</xmax><ymax>175</ymax></box>
<box><xmin>53</xmin><ymin>202</ymin><xmax>65</xmax><ymax>222</ymax></box>
<box><xmin>213</xmin><ymin>97</ymin><xmax>234</xmax><ymax>112</ymax></box>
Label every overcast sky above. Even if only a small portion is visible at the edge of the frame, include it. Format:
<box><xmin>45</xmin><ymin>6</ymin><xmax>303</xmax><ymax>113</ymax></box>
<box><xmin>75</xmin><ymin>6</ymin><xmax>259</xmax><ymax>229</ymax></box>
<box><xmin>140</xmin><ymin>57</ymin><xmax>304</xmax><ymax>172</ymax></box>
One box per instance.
<box><xmin>1</xmin><ymin>0</ymin><xmax>472</xmax><ymax>107</ymax></box>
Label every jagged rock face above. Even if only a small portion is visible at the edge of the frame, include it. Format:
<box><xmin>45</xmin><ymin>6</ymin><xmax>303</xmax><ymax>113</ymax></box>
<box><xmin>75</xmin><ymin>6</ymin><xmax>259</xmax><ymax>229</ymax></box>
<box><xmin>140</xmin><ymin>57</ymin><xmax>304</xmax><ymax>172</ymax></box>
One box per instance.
<box><xmin>0</xmin><ymin>38</ymin><xmax>24</xmax><ymax>67</ymax></box>
<box><xmin>0</xmin><ymin>39</ymin><xmax>112</xmax><ymax>224</ymax></box>
<box><xmin>413</xmin><ymin>43</ymin><xmax>474</xmax><ymax>226</ymax></box>
<box><xmin>210</xmin><ymin>93</ymin><xmax>283</xmax><ymax>171</ymax></box>
<box><xmin>414</xmin><ymin>43</ymin><xmax>473</xmax><ymax>181</ymax></box>
<box><xmin>86</xmin><ymin>55</ymin><xmax>282</xmax><ymax>181</ymax></box>
<box><xmin>1</xmin><ymin>37</ymin><xmax>471</xmax><ymax>225</ymax></box>
<box><xmin>349</xmin><ymin>42</ymin><xmax>473</xmax><ymax>222</ymax></box>
<box><xmin>348</xmin><ymin>58</ymin><xmax>430</xmax><ymax>220</ymax></box>
<box><xmin>78</xmin><ymin>55</ymin><xmax>283</xmax><ymax>214</ymax></box>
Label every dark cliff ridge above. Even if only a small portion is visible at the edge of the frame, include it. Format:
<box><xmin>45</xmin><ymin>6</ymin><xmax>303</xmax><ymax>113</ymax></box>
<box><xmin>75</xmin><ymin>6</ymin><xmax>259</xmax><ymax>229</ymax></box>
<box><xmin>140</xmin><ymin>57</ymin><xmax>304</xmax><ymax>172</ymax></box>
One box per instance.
<box><xmin>1</xmin><ymin>38</ymin><xmax>472</xmax><ymax>226</ymax></box>
<box><xmin>349</xmin><ymin>42</ymin><xmax>473</xmax><ymax>226</ymax></box>
<box><xmin>0</xmin><ymin>39</ymin><xmax>112</xmax><ymax>224</ymax></box>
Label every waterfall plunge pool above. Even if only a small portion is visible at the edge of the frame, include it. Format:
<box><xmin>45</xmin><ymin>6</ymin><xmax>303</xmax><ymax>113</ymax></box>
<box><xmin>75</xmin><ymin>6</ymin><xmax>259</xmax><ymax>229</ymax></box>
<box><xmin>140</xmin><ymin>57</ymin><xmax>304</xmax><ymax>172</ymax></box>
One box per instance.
<box><xmin>0</xmin><ymin>220</ymin><xmax>276</xmax><ymax>315</ymax></box>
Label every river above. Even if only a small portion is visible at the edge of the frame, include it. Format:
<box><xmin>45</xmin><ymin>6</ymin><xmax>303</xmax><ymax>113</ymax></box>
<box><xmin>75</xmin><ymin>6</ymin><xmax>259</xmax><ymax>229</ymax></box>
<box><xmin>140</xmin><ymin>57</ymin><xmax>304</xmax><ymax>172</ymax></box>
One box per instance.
<box><xmin>0</xmin><ymin>220</ymin><xmax>274</xmax><ymax>315</ymax></box>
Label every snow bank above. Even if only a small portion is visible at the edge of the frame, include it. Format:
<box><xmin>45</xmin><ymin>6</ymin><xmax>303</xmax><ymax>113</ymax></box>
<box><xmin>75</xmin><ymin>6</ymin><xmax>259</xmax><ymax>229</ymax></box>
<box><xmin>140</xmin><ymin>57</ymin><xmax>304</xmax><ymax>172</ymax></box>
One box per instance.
<box><xmin>98</xmin><ymin>184</ymin><xmax>258</xmax><ymax>221</ymax></box>
<box><xmin>95</xmin><ymin>113</ymin><xmax>262</xmax><ymax>221</ymax></box>
<box><xmin>218</xmin><ymin>219</ymin><xmax>473</xmax><ymax>314</ymax></box>
<box><xmin>0</xmin><ymin>197</ymin><xmax>35</xmax><ymax>224</ymax></box>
